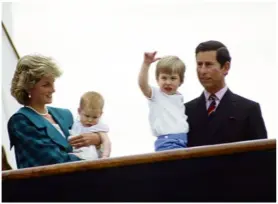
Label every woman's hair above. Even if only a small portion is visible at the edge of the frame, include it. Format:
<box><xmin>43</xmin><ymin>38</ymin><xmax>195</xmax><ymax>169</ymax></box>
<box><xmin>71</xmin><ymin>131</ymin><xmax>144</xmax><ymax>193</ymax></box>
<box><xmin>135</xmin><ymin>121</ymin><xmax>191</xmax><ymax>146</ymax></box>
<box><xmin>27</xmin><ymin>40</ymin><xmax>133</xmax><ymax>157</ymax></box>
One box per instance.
<box><xmin>11</xmin><ymin>54</ymin><xmax>62</xmax><ymax>105</ymax></box>
<box><xmin>155</xmin><ymin>56</ymin><xmax>186</xmax><ymax>84</ymax></box>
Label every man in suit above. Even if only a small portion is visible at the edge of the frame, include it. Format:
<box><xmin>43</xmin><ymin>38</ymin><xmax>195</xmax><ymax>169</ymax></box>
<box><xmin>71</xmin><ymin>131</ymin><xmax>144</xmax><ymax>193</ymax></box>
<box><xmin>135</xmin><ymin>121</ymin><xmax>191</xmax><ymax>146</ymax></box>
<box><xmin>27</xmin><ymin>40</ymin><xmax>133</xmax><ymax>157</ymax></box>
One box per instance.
<box><xmin>185</xmin><ymin>40</ymin><xmax>267</xmax><ymax>147</ymax></box>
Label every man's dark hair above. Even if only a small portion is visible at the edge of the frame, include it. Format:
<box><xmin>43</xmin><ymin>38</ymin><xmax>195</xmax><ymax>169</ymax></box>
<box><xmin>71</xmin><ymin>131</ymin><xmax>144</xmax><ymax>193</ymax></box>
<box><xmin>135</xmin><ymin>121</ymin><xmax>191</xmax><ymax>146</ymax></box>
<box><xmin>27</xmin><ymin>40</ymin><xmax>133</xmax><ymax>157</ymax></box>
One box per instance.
<box><xmin>195</xmin><ymin>40</ymin><xmax>231</xmax><ymax>67</ymax></box>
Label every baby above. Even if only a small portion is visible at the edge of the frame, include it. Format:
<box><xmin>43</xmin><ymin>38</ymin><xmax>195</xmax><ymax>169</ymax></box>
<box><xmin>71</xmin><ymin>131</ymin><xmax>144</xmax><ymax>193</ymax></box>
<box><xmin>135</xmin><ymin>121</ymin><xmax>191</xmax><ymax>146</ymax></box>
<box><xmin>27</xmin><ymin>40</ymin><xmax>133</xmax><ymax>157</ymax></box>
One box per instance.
<box><xmin>69</xmin><ymin>91</ymin><xmax>111</xmax><ymax>159</ymax></box>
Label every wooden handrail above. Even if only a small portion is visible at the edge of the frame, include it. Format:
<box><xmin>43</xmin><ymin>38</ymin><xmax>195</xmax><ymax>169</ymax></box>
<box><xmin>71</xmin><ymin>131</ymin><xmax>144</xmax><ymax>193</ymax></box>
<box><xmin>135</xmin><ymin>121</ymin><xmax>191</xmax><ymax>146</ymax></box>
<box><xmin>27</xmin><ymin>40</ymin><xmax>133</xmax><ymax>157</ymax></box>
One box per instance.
<box><xmin>2</xmin><ymin>21</ymin><xmax>20</xmax><ymax>59</ymax></box>
<box><xmin>2</xmin><ymin>139</ymin><xmax>275</xmax><ymax>180</ymax></box>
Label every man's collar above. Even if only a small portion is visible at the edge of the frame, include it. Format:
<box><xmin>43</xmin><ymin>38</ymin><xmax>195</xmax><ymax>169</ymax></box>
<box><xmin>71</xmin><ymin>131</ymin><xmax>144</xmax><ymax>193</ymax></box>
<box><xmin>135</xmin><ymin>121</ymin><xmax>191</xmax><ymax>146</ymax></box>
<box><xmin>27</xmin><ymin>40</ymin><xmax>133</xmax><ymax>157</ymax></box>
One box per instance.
<box><xmin>204</xmin><ymin>86</ymin><xmax>228</xmax><ymax>101</ymax></box>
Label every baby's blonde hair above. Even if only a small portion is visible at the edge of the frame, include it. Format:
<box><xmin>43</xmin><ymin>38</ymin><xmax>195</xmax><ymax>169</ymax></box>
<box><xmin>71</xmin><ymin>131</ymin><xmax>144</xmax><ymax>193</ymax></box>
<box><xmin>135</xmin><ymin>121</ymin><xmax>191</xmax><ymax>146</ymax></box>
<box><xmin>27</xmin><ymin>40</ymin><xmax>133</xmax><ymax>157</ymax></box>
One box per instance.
<box><xmin>80</xmin><ymin>91</ymin><xmax>104</xmax><ymax>111</ymax></box>
<box><xmin>11</xmin><ymin>54</ymin><xmax>62</xmax><ymax>105</ymax></box>
<box><xmin>155</xmin><ymin>56</ymin><xmax>186</xmax><ymax>84</ymax></box>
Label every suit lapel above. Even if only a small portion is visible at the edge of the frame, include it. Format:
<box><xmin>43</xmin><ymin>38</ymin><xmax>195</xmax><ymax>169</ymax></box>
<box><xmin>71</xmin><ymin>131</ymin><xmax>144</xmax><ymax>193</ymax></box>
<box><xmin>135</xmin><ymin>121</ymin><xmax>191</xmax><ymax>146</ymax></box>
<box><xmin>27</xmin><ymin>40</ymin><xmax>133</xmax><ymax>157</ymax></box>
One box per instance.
<box><xmin>18</xmin><ymin>107</ymin><xmax>69</xmax><ymax>149</ymax></box>
<box><xmin>48</xmin><ymin>108</ymin><xmax>71</xmax><ymax>139</ymax></box>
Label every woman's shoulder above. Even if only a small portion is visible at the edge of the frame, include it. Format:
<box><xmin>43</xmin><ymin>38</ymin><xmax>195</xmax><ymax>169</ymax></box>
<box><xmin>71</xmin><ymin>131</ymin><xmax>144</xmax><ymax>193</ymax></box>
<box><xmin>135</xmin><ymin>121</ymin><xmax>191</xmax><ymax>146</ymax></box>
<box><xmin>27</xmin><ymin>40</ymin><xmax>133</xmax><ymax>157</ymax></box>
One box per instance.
<box><xmin>47</xmin><ymin>106</ymin><xmax>72</xmax><ymax>115</ymax></box>
<box><xmin>47</xmin><ymin>106</ymin><xmax>70</xmax><ymax>112</ymax></box>
<box><xmin>47</xmin><ymin>106</ymin><xmax>74</xmax><ymax>124</ymax></box>
<box><xmin>9</xmin><ymin>113</ymin><xmax>26</xmax><ymax>122</ymax></box>
<box><xmin>8</xmin><ymin>109</ymin><xmax>32</xmax><ymax>130</ymax></box>
<box><xmin>9</xmin><ymin>107</ymin><xmax>29</xmax><ymax>120</ymax></box>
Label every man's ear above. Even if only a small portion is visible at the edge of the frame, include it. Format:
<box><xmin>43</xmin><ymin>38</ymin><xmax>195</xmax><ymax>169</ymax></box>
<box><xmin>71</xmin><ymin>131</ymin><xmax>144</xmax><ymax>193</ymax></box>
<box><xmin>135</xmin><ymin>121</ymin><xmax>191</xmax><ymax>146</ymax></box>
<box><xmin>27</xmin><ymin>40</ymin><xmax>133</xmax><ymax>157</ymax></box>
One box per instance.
<box><xmin>78</xmin><ymin>108</ymin><xmax>81</xmax><ymax>114</ymax></box>
<box><xmin>223</xmin><ymin>61</ymin><xmax>230</xmax><ymax>76</ymax></box>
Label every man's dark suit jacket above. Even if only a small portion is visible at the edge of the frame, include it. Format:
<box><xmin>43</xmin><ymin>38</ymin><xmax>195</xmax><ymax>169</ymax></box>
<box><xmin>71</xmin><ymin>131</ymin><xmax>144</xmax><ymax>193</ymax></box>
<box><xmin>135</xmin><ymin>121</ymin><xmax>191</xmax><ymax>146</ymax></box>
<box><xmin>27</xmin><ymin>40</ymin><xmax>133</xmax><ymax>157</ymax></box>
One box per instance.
<box><xmin>185</xmin><ymin>89</ymin><xmax>267</xmax><ymax>147</ymax></box>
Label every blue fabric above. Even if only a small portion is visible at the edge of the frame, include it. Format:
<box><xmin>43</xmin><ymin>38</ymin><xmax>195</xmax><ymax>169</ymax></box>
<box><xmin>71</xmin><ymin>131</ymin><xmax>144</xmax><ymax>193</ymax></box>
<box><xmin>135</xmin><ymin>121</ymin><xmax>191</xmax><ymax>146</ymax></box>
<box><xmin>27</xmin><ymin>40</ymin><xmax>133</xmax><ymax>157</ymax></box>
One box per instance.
<box><xmin>8</xmin><ymin>106</ymin><xmax>81</xmax><ymax>169</ymax></box>
<box><xmin>155</xmin><ymin>133</ymin><xmax>187</xmax><ymax>152</ymax></box>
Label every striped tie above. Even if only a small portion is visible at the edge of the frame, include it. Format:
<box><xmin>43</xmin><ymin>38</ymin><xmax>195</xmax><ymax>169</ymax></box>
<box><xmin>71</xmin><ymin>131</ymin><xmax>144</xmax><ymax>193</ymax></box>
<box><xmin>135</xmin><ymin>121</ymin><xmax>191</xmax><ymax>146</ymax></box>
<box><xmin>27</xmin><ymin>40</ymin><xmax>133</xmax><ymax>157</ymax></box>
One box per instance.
<box><xmin>208</xmin><ymin>94</ymin><xmax>217</xmax><ymax>116</ymax></box>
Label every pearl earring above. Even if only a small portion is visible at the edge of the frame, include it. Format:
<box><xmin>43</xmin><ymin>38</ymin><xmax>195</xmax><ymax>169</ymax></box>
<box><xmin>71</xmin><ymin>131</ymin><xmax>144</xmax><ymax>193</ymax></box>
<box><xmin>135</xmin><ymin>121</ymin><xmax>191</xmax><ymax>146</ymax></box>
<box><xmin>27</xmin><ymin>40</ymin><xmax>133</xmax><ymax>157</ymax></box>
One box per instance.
<box><xmin>28</xmin><ymin>94</ymin><xmax>31</xmax><ymax>98</ymax></box>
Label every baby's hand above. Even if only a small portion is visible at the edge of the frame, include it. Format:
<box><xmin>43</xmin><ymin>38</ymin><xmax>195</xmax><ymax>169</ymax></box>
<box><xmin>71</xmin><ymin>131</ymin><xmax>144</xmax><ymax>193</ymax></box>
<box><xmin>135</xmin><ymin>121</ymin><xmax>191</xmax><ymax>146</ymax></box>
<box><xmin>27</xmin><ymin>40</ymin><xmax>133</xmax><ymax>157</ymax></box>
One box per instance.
<box><xmin>143</xmin><ymin>51</ymin><xmax>160</xmax><ymax>65</ymax></box>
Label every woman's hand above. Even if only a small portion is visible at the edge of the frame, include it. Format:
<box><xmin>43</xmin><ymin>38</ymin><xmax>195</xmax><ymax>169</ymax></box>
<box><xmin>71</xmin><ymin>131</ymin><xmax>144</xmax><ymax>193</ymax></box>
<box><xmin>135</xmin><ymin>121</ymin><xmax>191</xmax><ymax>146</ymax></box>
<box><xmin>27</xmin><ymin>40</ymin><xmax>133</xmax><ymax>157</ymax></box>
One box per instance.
<box><xmin>68</xmin><ymin>133</ymin><xmax>101</xmax><ymax>148</ymax></box>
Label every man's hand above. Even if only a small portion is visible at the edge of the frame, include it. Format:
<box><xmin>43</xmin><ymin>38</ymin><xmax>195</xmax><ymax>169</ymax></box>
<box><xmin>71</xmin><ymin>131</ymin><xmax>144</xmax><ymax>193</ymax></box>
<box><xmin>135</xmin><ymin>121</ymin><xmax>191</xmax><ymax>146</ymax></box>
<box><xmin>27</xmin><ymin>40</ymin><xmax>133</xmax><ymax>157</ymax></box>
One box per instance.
<box><xmin>143</xmin><ymin>51</ymin><xmax>161</xmax><ymax>65</ymax></box>
<box><xmin>68</xmin><ymin>133</ymin><xmax>101</xmax><ymax>148</ymax></box>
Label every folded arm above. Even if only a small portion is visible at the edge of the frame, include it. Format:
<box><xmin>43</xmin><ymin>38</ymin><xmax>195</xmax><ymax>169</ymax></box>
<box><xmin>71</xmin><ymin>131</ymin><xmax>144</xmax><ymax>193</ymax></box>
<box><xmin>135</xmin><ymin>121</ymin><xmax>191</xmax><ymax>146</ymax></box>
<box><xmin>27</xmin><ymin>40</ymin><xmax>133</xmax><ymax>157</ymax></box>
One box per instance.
<box><xmin>69</xmin><ymin>132</ymin><xmax>101</xmax><ymax>148</ymax></box>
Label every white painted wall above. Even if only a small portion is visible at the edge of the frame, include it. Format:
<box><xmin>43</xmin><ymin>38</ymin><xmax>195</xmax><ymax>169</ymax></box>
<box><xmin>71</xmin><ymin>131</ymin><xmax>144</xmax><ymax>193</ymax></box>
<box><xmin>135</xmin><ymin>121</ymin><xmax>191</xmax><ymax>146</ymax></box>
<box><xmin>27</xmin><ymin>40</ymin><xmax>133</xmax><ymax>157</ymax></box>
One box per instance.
<box><xmin>2</xmin><ymin>2</ymin><xmax>13</xmax><ymax>35</ymax></box>
<box><xmin>2</xmin><ymin>1</ymin><xmax>276</xmax><ymax>163</ymax></box>
<box><xmin>2</xmin><ymin>2</ymin><xmax>19</xmax><ymax>168</ymax></box>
